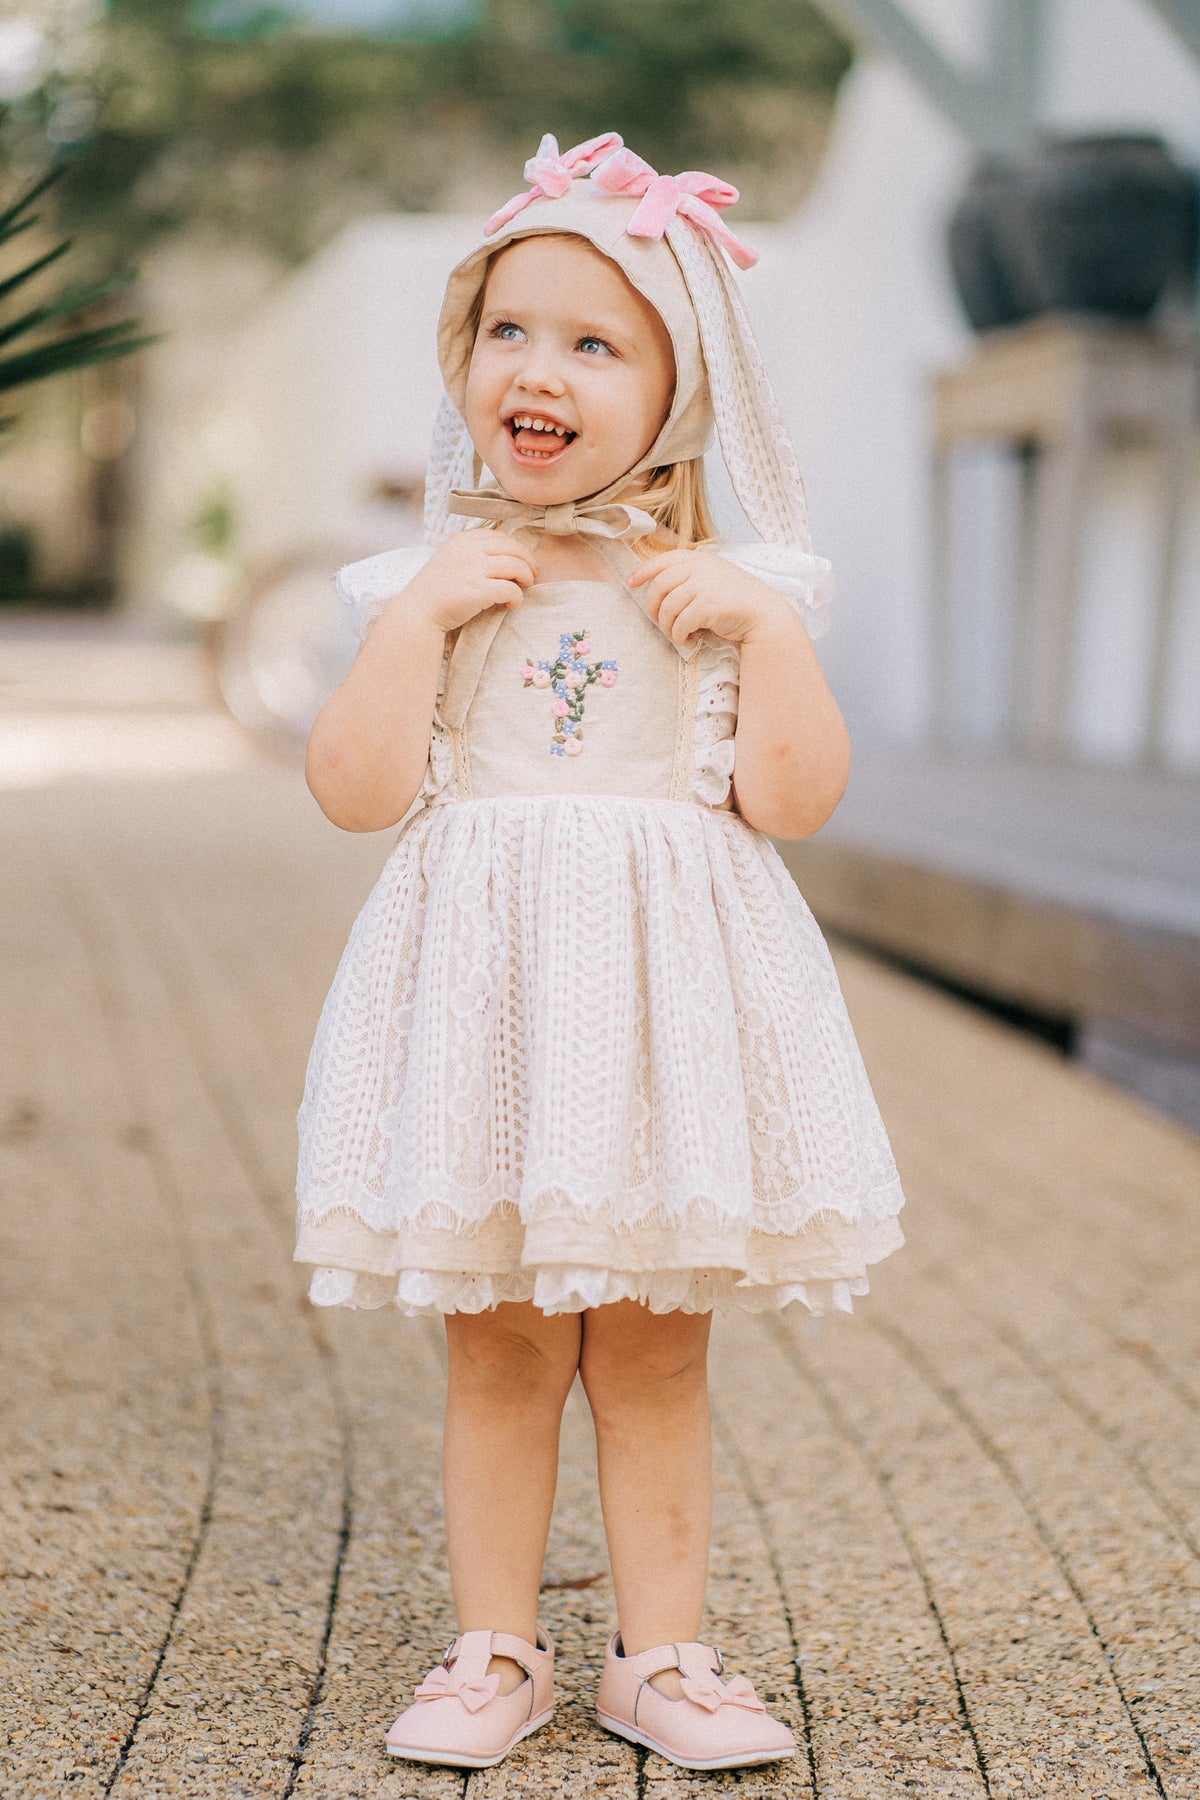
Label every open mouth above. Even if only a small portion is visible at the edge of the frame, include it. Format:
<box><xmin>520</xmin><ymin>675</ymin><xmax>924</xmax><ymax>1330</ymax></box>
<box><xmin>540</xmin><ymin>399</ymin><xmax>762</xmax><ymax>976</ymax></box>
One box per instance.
<box><xmin>506</xmin><ymin>413</ymin><xmax>577</xmax><ymax>463</ymax></box>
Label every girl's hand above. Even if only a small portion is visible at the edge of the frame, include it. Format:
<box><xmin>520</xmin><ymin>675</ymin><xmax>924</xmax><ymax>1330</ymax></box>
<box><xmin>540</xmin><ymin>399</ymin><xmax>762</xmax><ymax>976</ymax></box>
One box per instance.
<box><xmin>396</xmin><ymin>530</ymin><xmax>537</xmax><ymax>635</ymax></box>
<box><xmin>628</xmin><ymin>549</ymin><xmax>791</xmax><ymax>648</ymax></box>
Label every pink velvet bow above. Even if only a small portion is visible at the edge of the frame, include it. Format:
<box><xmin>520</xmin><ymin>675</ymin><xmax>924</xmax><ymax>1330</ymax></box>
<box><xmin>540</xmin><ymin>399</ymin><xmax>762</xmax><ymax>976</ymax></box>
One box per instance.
<box><xmin>679</xmin><ymin>1671</ymin><xmax>767</xmax><ymax>1713</ymax></box>
<box><xmin>413</xmin><ymin>1664</ymin><xmax>501</xmax><ymax>1713</ymax></box>
<box><xmin>484</xmin><ymin>132</ymin><xmax>624</xmax><ymax>236</ymax></box>
<box><xmin>589</xmin><ymin>148</ymin><xmax>758</xmax><ymax>270</ymax></box>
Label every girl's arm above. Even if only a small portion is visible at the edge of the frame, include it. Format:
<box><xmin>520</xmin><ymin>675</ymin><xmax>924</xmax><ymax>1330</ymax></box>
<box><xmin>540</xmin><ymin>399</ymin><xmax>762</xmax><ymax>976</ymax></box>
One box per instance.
<box><xmin>729</xmin><ymin>597</ymin><xmax>850</xmax><ymax>839</ymax></box>
<box><xmin>305</xmin><ymin>596</ymin><xmax>448</xmax><ymax>832</ymax></box>
<box><xmin>306</xmin><ymin>530</ymin><xmax>536</xmax><ymax>832</ymax></box>
<box><xmin>629</xmin><ymin>550</ymin><xmax>850</xmax><ymax>841</ymax></box>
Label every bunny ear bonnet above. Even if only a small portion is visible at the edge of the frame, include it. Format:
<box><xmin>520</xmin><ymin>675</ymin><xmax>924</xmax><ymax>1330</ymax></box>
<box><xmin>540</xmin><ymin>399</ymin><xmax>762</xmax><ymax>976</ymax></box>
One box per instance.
<box><xmin>337</xmin><ymin>132</ymin><xmax>834</xmax><ymax>643</ymax></box>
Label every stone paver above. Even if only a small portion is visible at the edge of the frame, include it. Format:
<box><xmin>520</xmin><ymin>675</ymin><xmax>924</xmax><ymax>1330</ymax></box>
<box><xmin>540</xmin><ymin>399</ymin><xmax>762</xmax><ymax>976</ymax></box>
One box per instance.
<box><xmin>2</xmin><ymin>631</ymin><xmax>1198</xmax><ymax>1797</ymax></box>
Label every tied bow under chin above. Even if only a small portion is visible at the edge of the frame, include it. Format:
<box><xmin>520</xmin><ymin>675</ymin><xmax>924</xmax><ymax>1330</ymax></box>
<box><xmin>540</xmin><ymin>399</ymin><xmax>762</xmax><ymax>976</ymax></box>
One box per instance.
<box><xmin>484</xmin><ymin>132</ymin><xmax>624</xmax><ymax>236</ymax></box>
<box><xmin>413</xmin><ymin>1664</ymin><xmax>501</xmax><ymax>1713</ymax></box>
<box><xmin>448</xmin><ymin>488</ymin><xmax>657</xmax><ymax>547</ymax></box>
<box><xmin>679</xmin><ymin>1672</ymin><xmax>767</xmax><ymax>1714</ymax></box>
<box><xmin>589</xmin><ymin>149</ymin><xmax>758</xmax><ymax>270</ymax></box>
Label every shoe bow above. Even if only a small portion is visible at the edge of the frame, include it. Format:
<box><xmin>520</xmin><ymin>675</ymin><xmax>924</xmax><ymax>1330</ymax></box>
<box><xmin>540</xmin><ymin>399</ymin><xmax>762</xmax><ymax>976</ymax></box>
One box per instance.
<box><xmin>678</xmin><ymin>1672</ymin><xmax>766</xmax><ymax>1713</ymax></box>
<box><xmin>413</xmin><ymin>1664</ymin><xmax>502</xmax><ymax>1712</ymax></box>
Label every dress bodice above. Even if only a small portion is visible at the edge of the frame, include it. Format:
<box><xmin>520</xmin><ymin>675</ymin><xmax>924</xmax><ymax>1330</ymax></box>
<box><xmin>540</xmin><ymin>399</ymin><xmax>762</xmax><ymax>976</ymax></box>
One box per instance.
<box><xmin>331</xmin><ymin>537</ymin><xmax>837</xmax><ymax>825</ymax></box>
<box><xmin>419</xmin><ymin>578</ymin><xmax>741</xmax><ymax>816</ymax></box>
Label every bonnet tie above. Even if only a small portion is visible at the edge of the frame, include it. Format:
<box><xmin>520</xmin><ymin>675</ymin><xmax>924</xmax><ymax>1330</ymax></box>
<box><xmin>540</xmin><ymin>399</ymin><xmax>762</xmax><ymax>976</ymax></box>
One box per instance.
<box><xmin>448</xmin><ymin>487</ymin><xmax>656</xmax><ymax>548</ymax></box>
<box><xmin>588</xmin><ymin>148</ymin><xmax>759</xmax><ymax>271</ymax></box>
<box><xmin>447</xmin><ymin>484</ymin><xmax>694</xmax><ymax>618</ymax></box>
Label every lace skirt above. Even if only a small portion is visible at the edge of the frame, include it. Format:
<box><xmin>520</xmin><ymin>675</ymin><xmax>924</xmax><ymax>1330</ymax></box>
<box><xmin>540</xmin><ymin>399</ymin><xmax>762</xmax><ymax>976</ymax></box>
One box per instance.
<box><xmin>294</xmin><ymin>793</ymin><xmax>904</xmax><ymax>1316</ymax></box>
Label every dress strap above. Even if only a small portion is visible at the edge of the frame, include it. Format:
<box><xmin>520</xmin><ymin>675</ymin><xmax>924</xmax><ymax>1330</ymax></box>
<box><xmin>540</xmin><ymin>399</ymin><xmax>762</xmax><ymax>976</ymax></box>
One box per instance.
<box><xmin>441</xmin><ymin>607</ymin><xmax>509</xmax><ymax>730</ymax></box>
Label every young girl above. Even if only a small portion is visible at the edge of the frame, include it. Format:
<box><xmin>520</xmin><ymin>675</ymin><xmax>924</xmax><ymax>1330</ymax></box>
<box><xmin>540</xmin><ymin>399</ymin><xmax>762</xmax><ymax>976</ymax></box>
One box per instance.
<box><xmin>296</xmin><ymin>132</ymin><xmax>904</xmax><ymax>1774</ymax></box>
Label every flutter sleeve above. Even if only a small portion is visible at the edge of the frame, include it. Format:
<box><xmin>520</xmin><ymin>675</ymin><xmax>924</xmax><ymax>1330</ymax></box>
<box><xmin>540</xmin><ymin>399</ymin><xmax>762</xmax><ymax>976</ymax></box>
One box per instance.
<box><xmin>333</xmin><ymin>545</ymin><xmax>436</xmax><ymax>642</ymax></box>
<box><xmin>715</xmin><ymin>542</ymin><xmax>836</xmax><ymax>641</ymax></box>
<box><xmin>690</xmin><ymin>634</ymin><xmax>740</xmax><ymax>810</ymax></box>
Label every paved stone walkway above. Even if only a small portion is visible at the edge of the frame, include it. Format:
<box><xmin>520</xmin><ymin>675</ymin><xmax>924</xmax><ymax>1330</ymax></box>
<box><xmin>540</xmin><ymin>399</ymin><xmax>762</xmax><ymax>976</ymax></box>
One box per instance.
<box><xmin>2</xmin><ymin>629</ymin><xmax>1198</xmax><ymax>1798</ymax></box>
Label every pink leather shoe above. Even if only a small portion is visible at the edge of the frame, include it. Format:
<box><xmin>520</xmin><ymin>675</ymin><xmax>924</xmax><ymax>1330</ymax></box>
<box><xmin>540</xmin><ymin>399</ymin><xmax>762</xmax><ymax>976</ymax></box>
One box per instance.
<box><xmin>596</xmin><ymin>1632</ymin><xmax>796</xmax><ymax>1770</ymax></box>
<box><xmin>385</xmin><ymin>1627</ymin><xmax>555</xmax><ymax>1768</ymax></box>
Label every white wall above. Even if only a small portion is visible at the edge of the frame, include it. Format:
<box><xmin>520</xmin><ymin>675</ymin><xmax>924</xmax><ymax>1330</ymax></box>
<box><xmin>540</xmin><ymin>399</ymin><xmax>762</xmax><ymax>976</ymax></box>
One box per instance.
<box><xmin>221</xmin><ymin>215</ymin><xmax>479</xmax><ymax>561</ymax></box>
<box><xmin>740</xmin><ymin>57</ymin><xmax>971</xmax><ymax>747</ymax></box>
<box><xmin>1047</xmin><ymin>0</ymin><xmax>1200</xmax><ymax>153</ymax></box>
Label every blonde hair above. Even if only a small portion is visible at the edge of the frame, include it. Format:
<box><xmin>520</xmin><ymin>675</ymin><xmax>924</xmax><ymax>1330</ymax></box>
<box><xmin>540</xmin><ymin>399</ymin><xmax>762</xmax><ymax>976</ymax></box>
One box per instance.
<box><xmin>629</xmin><ymin>458</ymin><xmax>719</xmax><ymax>554</ymax></box>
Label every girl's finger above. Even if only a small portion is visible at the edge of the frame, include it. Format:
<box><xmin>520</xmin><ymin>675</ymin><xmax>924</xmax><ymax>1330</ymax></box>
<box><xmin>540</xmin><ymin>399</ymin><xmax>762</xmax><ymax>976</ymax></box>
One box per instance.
<box><xmin>666</xmin><ymin>597</ymin><xmax>704</xmax><ymax>645</ymax></box>
<box><xmin>642</xmin><ymin>566</ymin><xmax>693</xmax><ymax>620</ymax></box>
<box><xmin>656</xmin><ymin>581</ymin><xmax>698</xmax><ymax>638</ymax></box>
<box><xmin>628</xmin><ymin>549</ymin><xmax>689</xmax><ymax>588</ymax></box>
<box><xmin>486</xmin><ymin>555</ymin><xmax>538</xmax><ymax>585</ymax></box>
<box><xmin>485</xmin><ymin>532</ymin><xmax>534</xmax><ymax>558</ymax></box>
<box><xmin>647</xmin><ymin>568</ymin><xmax>694</xmax><ymax>626</ymax></box>
<box><xmin>484</xmin><ymin>538</ymin><xmax>538</xmax><ymax>578</ymax></box>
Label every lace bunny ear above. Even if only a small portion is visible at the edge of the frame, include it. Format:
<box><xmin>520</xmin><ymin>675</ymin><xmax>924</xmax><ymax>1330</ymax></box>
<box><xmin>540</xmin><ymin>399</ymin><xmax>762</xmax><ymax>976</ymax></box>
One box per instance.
<box><xmin>665</xmin><ymin>215</ymin><xmax>812</xmax><ymax>552</ymax></box>
<box><xmin>423</xmin><ymin>392</ymin><xmax>480</xmax><ymax>542</ymax></box>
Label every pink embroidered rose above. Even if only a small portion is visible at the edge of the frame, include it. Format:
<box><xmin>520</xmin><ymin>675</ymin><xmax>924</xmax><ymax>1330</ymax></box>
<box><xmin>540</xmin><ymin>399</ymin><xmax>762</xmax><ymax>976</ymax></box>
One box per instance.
<box><xmin>551</xmin><ymin>698</ymin><xmax>569</xmax><ymax>717</ymax></box>
<box><xmin>563</xmin><ymin>737</ymin><xmax>584</xmax><ymax>756</ymax></box>
<box><xmin>562</xmin><ymin>669</ymin><xmax>583</xmax><ymax>690</ymax></box>
<box><xmin>574</xmin><ymin>639</ymin><xmax>590</xmax><ymax>656</ymax></box>
<box><xmin>532</xmin><ymin>669</ymin><xmax>552</xmax><ymax>688</ymax></box>
<box><xmin>519</xmin><ymin>663</ymin><xmax>536</xmax><ymax>681</ymax></box>
<box><xmin>599</xmin><ymin>670</ymin><xmax>617</xmax><ymax>687</ymax></box>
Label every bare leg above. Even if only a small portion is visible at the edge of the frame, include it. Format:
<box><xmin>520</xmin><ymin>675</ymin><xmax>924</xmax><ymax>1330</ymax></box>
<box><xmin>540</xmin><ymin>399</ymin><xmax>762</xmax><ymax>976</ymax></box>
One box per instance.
<box><xmin>579</xmin><ymin>1301</ymin><xmax>712</xmax><ymax>1695</ymax></box>
<box><xmin>443</xmin><ymin>1302</ymin><xmax>581</xmax><ymax>1691</ymax></box>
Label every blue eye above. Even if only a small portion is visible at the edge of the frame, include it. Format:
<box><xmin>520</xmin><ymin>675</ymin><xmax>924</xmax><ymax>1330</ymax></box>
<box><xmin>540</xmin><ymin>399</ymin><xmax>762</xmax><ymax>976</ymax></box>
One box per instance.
<box><xmin>578</xmin><ymin>336</ymin><xmax>613</xmax><ymax>355</ymax></box>
<box><xmin>492</xmin><ymin>320</ymin><xmax>525</xmax><ymax>342</ymax></box>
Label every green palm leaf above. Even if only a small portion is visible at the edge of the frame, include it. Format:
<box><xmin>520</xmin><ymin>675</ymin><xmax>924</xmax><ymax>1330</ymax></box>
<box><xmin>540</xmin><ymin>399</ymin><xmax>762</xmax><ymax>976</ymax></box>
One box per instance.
<box><xmin>0</xmin><ymin>156</ymin><xmax>160</xmax><ymax>419</ymax></box>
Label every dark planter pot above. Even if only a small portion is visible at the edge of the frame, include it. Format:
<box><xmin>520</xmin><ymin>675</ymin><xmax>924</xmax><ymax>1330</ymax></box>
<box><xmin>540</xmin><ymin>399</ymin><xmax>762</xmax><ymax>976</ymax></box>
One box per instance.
<box><xmin>947</xmin><ymin>159</ymin><xmax>1035</xmax><ymax>331</ymax></box>
<box><xmin>997</xmin><ymin>134</ymin><xmax>1200</xmax><ymax>320</ymax></box>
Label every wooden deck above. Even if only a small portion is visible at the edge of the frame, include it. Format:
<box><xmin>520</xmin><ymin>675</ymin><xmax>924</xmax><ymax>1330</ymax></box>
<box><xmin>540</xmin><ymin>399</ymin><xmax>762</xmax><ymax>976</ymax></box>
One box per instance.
<box><xmin>2</xmin><ymin>622</ymin><xmax>1198</xmax><ymax>1799</ymax></box>
<box><xmin>783</xmin><ymin>750</ymin><xmax>1200</xmax><ymax>1131</ymax></box>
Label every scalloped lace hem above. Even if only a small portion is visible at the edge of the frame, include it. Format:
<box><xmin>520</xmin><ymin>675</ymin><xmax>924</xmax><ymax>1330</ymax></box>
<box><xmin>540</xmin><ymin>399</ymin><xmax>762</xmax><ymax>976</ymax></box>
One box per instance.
<box><xmin>294</xmin><ymin>1179</ymin><xmax>905</xmax><ymax>1245</ymax></box>
<box><xmin>307</xmin><ymin>1262</ymin><xmax>869</xmax><ymax>1317</ymax></box>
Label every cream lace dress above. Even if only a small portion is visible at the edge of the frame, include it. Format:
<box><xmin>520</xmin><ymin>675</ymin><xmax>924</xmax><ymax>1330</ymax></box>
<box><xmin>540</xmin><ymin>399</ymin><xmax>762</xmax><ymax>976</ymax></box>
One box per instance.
<box><xmin>294</xmin><ymin>548</ymin><xmax>904</xmax><ymax>1316</ymax></box>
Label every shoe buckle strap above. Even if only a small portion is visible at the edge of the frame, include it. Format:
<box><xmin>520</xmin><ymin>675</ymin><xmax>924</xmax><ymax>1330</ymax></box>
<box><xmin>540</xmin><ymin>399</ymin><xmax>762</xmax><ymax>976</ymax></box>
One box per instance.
<box><xmin>488</xmin><ymin>1629</ymin><xmax>543</xmax><ymax>1677</ymax></box>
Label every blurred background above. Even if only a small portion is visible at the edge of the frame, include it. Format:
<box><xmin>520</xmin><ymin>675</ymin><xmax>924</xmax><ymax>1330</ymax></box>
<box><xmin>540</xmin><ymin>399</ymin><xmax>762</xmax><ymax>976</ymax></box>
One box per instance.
<box><xmin>3</xmin><ymin>0</ymin><xmax>1200</xmax><ymax>1129</ymax></box>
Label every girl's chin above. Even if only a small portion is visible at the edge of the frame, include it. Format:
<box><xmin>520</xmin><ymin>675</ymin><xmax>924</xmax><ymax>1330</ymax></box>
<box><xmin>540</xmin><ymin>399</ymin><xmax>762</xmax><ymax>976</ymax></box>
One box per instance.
<box><xmin>501</xmin><ymin>465</ymin><xmax>600</xmax><ymax>506</ymax></box>
<box><xmin>496</xmin><ymin>450</ymin><xmax>631</xmax><ymax>507</ymax></box>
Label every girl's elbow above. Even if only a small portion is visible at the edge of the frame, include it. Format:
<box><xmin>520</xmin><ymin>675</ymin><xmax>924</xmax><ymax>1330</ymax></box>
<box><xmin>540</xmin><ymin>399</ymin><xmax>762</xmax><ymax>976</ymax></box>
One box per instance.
<box><xmin>749</xmin><ymin>787</ymin><xmax>843</xmax><ymax>840</ymax></box>
<box><xmin>304</xmin><ymin>728</ymin><xmax>347</xmax><ymax>823</ymax></box>
<box><xmin>305</xmin><ymin>732</ymin><xmax>420</xmax><ymax>833</ymax></box>
<box><xmin>787</xmin><ymin>730</ymin><xmax>851</xmax><ymax>835</ymax></box>
<box><xmin>735</xmin><ymin>735</ymin><xmax>850</xmax><ymax>839</ymax></box>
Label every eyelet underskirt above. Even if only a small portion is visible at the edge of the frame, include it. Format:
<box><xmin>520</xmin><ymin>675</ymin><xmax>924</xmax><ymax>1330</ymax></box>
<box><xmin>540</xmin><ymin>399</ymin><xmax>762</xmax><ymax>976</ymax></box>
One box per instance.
<box><xmin>295</xmin><ymin>792</ymin><xmax>904</xmax><ymax>1317</ymax></box>
<box><xmin>309</xmin><ymin>1264</ymin><xmax>876</xmax><ymax>1318</ymax></box>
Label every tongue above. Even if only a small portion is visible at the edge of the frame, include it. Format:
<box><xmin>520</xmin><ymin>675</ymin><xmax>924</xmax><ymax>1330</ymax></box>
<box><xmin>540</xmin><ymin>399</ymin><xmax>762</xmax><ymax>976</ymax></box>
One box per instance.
<box><xmin>514</xmin><ymin>427</ymin><xmax>567</xmax><ymax>453</ymax></box>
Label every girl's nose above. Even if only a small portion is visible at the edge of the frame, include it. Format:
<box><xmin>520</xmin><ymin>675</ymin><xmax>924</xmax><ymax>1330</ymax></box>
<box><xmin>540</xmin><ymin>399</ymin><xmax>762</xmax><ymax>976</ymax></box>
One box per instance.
<box><xmin>516</xmin><ymin>357</ymin><xmax>567</xmax><ymax>398</ymax></box>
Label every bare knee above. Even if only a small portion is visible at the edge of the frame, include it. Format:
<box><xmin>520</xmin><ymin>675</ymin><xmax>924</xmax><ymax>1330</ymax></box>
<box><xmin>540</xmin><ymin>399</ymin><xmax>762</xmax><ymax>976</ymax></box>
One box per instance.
<box><xmin>579</xmin><ymin>1305</ymin><xmax>710</xmax><ymax>1425</ymax></box>
<box><xmin>446</xmin><ymin>1305</ymin><xmax>580</xmax><ymax>1413</ymax></box>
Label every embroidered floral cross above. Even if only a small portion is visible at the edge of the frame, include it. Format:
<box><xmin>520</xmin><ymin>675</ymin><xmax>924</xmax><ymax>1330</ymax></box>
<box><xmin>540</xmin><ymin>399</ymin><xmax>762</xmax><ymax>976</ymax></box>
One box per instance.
<box><xmin>519</xmin><ymin>631</ymin><xmax>618</xmax><ymax>756</ymax></box>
